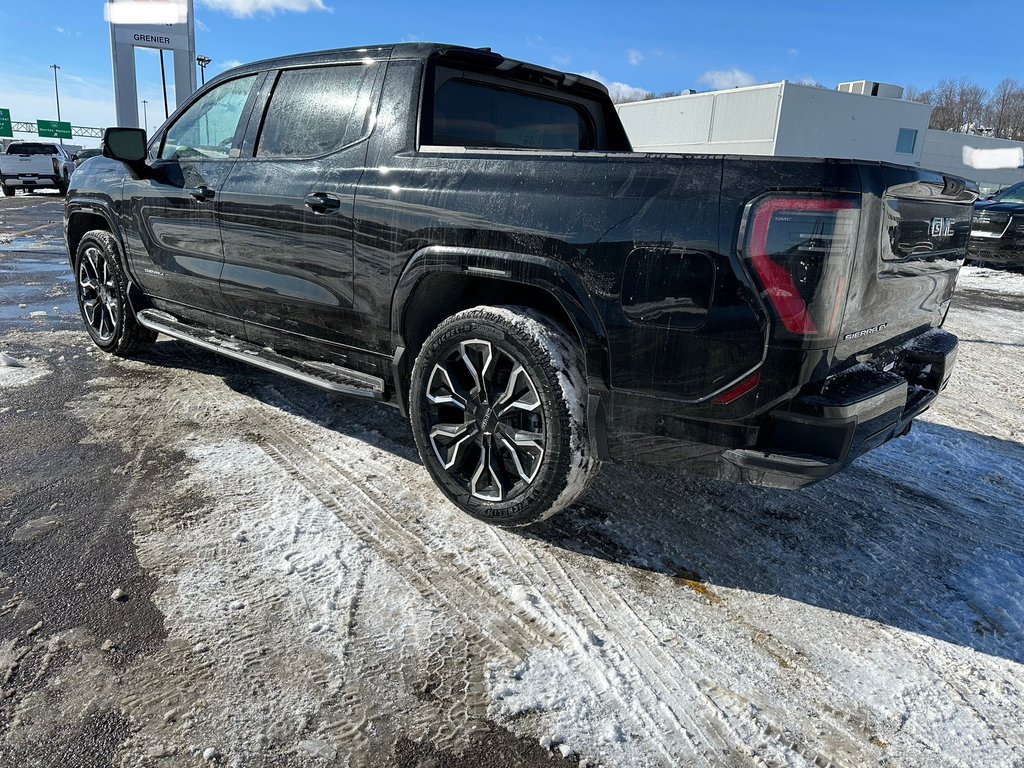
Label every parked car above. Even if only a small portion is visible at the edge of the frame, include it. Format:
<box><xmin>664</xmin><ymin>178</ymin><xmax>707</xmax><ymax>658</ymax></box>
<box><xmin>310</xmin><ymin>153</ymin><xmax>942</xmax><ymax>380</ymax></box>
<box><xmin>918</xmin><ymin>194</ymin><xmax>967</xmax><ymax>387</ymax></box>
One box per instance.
<box><xmin>74</xmin><ymin>148</ymin><xmax>103</xmax><ymax>163</ymax></box>
<box><xmin>65</xmin><ymin>43</ymin><xmax>975</xmax><ymax>526</ymax></box>
<box><xmin>1</xmin><ymin>141</ymin><xmax>76</xmax><ymax>196</ymax></box>
<box><xmin>968</xmin><ymin>181</ymin><xmax>1024</xmax><ymax>266</ymax></box>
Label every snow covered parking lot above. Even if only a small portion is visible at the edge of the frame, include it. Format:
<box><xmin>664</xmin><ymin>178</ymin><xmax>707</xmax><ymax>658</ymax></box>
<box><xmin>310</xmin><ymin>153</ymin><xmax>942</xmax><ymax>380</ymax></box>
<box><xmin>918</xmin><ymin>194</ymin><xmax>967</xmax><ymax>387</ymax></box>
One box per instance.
<box><xmin>1</xmin><ymin>201</ymin><xmax>1023</xmax><ymax>767</ymax></box>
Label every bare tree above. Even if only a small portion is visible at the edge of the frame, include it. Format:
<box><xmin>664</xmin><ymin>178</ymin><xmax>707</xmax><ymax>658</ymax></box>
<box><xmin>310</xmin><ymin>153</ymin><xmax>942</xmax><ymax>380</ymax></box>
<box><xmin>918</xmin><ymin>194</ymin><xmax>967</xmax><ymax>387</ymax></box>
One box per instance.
<box><xmin>929</xmin><ymin>78</ymin><xmax>988</xmax><ymax>132</ymax></box>
<box><xmin>903</xmin><ymin>85</ymin><xmax>931</xmax><ymax>104</ymax></box>
<box><xmin>986</xmin><ymin>79</ymin><xmax>1024</xmax><ymax>140</ymax></box>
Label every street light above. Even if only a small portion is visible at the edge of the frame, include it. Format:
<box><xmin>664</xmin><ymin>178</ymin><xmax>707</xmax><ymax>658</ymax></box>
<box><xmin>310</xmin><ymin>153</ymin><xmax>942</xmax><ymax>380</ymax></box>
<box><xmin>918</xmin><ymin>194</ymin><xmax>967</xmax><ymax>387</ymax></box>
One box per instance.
<box><xmin>196</xmin><ymin>55</ymin><xmax>212</xmax><ymax>85</ymax></box>
<box><xmin>50</xmin><ymin>64</ymin><xmax>62</xmax><ymax>145</ymax></box>
<box><xmin>141</xmin><ymin>100</ymin><xmax>149</xmax><ymax>133</ymax></box>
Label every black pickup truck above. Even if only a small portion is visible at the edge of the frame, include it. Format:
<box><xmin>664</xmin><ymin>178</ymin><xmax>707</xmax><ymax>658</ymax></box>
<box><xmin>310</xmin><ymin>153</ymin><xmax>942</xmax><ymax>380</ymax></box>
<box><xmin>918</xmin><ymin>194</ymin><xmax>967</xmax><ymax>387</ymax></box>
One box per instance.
<box><xmin>65</xmin><ymin>43</ymin><xmax>975</xmax><ymax>526</ymax></box>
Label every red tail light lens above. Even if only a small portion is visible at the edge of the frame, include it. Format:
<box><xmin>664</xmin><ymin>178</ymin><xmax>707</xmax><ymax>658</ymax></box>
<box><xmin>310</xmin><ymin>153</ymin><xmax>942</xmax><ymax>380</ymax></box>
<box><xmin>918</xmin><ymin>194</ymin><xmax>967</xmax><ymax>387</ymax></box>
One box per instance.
<box><xmin>745</xmin><ymin>196</ymin><xmax>859</xmax><ymax>339</ymax></box>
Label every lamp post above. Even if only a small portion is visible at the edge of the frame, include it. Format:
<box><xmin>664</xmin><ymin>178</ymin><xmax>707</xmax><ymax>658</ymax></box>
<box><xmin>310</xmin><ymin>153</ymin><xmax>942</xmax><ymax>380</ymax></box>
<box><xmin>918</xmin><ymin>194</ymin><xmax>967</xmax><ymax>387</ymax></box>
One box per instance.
<box><xmin>141</xmin><ymin>100</ymin><xmax>149</xmax><ymax>133</ymax></box>
<box><xmin>196</xmin><ymin>55</ymin><xmax>211</xmax><ymax>85</ymax></box>
<box><xmin>50</xmin><ymin>64</ymin><xmax>62</xmax><ymax>145</ymax></box>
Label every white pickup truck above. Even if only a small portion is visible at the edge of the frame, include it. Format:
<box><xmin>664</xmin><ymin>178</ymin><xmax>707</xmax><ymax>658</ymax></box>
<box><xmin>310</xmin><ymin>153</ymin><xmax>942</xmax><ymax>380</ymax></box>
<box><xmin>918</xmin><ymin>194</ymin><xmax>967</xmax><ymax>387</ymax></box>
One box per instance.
<box><xmin>0</xmin><ymin>141</ymin><xmax>76</xmax><ymax>196</ymax></box>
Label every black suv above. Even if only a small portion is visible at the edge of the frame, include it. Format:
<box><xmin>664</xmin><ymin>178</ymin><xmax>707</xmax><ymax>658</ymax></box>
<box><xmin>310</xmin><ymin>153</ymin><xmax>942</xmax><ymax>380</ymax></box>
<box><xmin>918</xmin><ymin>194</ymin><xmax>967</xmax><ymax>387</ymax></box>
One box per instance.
<box><xmin>969</xmin><ymin>181</ymin><xmax>1024</xmax><ymax>266</ymax></box>
<box><xmin>66</xmin><ymin>43</ymin><xmax>973</xmax><ymax>526</ymax></box>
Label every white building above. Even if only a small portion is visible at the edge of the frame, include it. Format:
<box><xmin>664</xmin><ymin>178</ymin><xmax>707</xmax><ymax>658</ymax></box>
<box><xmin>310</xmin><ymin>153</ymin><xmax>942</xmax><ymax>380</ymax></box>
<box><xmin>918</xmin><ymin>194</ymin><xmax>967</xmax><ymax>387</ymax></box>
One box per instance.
<box><xmin>617</xmin><ymin>81</ymin><xmax>1024</xmax><ymax>193</ymax></box>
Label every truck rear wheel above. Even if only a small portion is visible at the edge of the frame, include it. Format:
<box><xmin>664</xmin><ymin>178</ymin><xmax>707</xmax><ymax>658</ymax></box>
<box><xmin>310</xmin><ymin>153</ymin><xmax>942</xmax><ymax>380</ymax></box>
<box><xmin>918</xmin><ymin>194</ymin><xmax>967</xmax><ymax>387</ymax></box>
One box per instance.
<box><xmin>1</xmin><ymin>184</ymin><xmax>13</xmax><ymax>197</ymax></box>
<box><xmin>74</xmin><ymin>230</ymin><xmax>157</xmax><ymax>356</ymax></box>
<box><xmin>410</xmin><ymin>305</ymin><xmax>599</xmax><ymax>527</ymax></box>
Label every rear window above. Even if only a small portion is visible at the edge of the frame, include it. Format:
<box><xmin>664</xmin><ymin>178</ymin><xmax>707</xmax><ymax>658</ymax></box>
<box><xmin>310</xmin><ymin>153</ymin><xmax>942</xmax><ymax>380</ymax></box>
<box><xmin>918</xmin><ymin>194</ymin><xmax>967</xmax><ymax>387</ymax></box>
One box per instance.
<box><xmin>7</xmin><ymin>144</ymin><xmax>57</xmax><ymax>155</ymax></box>
<box><xmin>431</xmin><ymin>79</ymin><xmax>593</xmax><ymax>151</ymax></box>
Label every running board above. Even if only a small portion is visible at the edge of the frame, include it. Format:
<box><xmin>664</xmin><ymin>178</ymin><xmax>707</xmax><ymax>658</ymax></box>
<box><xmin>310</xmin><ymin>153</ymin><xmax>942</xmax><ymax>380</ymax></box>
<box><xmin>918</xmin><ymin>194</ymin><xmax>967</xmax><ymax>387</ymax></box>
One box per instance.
<box><xmin>136</xmin><ymin>309</ymin><xmax>385</xmax><ymax>400</ymax></box>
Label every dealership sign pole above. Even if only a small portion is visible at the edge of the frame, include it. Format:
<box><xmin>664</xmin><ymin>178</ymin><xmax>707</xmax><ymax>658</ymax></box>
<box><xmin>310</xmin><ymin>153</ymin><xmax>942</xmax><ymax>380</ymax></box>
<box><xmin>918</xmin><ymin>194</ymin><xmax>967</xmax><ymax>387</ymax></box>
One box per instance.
<box><xmin>107</xmin><ymin>0</ymin><xmax>196</xmax><ymax>130</ymax></box>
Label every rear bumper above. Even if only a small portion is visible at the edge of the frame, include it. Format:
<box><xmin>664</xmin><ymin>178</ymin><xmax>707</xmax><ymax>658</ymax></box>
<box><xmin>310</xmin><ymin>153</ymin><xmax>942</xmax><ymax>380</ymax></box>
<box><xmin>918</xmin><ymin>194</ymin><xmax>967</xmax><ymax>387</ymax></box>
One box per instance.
<box><xmin>719</xmin><ymin>328</ymin><xmax>957</xmax><ymax>488</ymax></box>
<box><xmin>1</xmin><ymin>175</ymin><xmax>61</xmax><ymax>188</ymax></box>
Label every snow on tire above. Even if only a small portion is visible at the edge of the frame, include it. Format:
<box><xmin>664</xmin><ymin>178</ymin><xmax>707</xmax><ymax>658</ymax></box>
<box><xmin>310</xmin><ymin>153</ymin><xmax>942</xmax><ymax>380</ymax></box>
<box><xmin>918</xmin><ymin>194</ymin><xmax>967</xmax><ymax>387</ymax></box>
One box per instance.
<box><xmin>410</xmin><ymin>305</ymin><xmax>599</xmax><ymax>527</ymax></box>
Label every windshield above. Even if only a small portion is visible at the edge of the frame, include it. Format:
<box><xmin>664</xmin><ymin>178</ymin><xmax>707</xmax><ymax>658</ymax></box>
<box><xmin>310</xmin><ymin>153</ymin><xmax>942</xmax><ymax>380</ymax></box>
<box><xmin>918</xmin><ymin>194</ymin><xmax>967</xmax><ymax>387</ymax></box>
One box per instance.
<box><xmin>6</xmin><ymin>143</ymin><xmax>58</xmax><ymax>155</ymax></box>
<box><xmin>994</xmin><ymin>182</ymin><xmax>1024</xmax><ymax>203</ymax></box>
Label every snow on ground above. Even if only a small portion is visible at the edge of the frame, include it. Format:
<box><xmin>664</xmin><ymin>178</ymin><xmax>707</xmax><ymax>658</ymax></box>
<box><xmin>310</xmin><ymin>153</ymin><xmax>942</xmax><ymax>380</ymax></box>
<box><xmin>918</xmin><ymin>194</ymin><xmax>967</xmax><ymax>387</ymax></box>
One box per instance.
<box><xmin>0</xmin><ymin>351</ymin><xmax>50</xmax><ymax>390</ymax></box>
<box><xmin>2</xmin><ymin>266</ymin><xmax>1023</xmax><ymax>766</ymax></box>
<box><xmin>957</xmin><ymin>264</ymin><xmax>1024</xmax><ymax>295</ymax></box>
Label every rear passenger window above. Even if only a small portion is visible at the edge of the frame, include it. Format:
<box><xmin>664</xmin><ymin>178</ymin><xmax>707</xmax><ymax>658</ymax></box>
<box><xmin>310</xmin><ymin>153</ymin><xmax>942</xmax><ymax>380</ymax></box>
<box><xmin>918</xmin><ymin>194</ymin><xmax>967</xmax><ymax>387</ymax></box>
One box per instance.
<box><xmin>256</xmin><ymin>63</ymin><xmax>378</xmax><ymax>159</ymax></box>
<box><xmin>431</xmin><ymin>80</ymin><xmax>593</xmax><ymax>151</ymax></box>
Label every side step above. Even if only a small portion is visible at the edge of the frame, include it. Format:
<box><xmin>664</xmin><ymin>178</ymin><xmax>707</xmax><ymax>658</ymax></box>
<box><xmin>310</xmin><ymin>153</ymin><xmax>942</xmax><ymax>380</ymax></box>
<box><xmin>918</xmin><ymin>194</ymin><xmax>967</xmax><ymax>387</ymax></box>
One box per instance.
<box><xmin>136</xmin><ymin>309</ymin><xmax>385</xmax><ymax>400</ymax></box>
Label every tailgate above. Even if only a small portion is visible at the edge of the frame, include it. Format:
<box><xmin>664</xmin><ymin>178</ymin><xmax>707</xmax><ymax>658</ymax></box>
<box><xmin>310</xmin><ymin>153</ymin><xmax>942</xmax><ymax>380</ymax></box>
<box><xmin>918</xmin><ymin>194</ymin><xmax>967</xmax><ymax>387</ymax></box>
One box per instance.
<box><xmin>833</xmin><ymin>165</ymin><xmax>976</xmax><ymax>362</ymax></box>
<box><xmin>1</xmin><ymin>155</ymin><xmax>55</xmax><ymax>175</ymax></box>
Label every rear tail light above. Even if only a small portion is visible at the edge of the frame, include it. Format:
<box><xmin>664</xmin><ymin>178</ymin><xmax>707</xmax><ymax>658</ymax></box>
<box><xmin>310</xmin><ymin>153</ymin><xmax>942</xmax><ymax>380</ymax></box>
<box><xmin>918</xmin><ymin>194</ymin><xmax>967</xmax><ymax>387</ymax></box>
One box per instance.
<box><xmin>743</xmin><ymin>195</ymin><xmax>860</xmax><ymax>340</ymax></box>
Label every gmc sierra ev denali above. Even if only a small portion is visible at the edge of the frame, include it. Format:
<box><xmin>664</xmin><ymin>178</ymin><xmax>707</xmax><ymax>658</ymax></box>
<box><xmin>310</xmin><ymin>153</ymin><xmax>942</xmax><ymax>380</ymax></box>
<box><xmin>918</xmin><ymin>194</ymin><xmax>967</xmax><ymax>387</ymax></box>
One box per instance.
<box><xmin>65</xmin><ymin>43</ymin><xmax>976</xmax><ymax>526</ymax></box>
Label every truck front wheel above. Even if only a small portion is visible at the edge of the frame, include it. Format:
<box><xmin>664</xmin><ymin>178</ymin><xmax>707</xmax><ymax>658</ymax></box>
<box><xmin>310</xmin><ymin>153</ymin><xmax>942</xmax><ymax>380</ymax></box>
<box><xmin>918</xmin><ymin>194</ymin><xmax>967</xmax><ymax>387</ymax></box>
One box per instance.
<box><xmin>1</xmin><ymin>184</ymin><xmax>13</xmax><ymax>197</ymax></box>
<box><xmin>74</xmin><ymin>230</ymin><xmax>156</xmax><ymax>356</ymax></box>
<box><xmin>410</xmin><ymin>305</ymin><xmax>599</xmax><ymax>527</ymax></box>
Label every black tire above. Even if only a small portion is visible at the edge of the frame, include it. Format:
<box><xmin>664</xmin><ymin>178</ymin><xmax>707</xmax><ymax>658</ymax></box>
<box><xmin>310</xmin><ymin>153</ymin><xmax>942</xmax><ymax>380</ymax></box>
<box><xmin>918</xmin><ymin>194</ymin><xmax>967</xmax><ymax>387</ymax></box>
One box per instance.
<box><xmin>58</xmin><ymin>177</ymin><xmax>69</xmax><ymax>196</ymax></box>
<box><xmin>410</xmin><ymin>305</ymin><xmax>600</xmax><ymax>527</ymax></box>
<box><xmin>1</xmin><ymin>184</ymin><xmax>14</xmax><ymax>197</ymax></box>
<box><xmin>74</xmin><ymin>230</ymin><xmax>157</xmax><ymax>356</ymax></box>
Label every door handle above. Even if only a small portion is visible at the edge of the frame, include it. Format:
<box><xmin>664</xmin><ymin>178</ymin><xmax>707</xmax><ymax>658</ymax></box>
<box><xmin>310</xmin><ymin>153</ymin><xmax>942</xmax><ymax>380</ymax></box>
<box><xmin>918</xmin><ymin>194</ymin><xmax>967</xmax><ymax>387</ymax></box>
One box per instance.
<box><xmin>190</xmin><ymin>185</ymin><xmax>215</xmax><ymax>202</ymax></box>
<box><xmin>304</xmin><ymin>192</ymin><xmax>341</xmax><ymax>214</ymax></box>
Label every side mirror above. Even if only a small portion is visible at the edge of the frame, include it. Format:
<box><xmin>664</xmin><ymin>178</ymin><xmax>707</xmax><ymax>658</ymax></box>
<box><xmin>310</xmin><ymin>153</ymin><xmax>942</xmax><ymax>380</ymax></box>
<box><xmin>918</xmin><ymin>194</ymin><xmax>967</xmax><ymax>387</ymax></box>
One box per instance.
<box><xmin>102</xmin><ymin>127</ymin><xmax>148</xmax><ymax>165</ymax></box>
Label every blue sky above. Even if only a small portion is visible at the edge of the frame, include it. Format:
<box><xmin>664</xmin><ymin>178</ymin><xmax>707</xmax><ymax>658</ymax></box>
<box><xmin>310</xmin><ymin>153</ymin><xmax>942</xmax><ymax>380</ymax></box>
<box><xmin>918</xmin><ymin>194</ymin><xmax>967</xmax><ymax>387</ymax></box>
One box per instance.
<box><xmin>0</xmin><ymin>0</ymin><xmax>1019</xmax><ymax>144</ymax></box>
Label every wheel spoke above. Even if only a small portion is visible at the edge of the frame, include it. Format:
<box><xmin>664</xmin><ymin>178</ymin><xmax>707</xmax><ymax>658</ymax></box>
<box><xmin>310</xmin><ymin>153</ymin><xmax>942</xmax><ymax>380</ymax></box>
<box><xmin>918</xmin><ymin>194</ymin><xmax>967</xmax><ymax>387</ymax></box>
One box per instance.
<box><xmin>496</xmin><ymin>364</ymin><xmax>541</xmax><ymax>416</ymax></box>
<box><xmin>470</xmin><ymin>437</ymin><xmax>504</xmax><ymax>502</ymax></box>
<box><xmin>459</xmin><ymin>340</ymin><xmax>493</xmax><ymax>397</ymax></box>
<box><xmin>496</xmin><ymin>424</ymin><xmax>545</xmax><ymax>484</ymax></box>
<box><xmin>99</xmin><ymin>306</ymin><xmax>111</xmax><ymax>337</ymax></box>
<box><xmin>426</xmin><ymin>362</ymin><xmax>470</xmax><ymax>410</ymax></box>
<box><xmin>84</xmin><ymin>248</ymin><xmax>100</xmax><ymax>280</ymax></box>
<box><xmin>429</xmin><ymin>421</ymin><xmax>478</xmax><ymax>470</ymax></box>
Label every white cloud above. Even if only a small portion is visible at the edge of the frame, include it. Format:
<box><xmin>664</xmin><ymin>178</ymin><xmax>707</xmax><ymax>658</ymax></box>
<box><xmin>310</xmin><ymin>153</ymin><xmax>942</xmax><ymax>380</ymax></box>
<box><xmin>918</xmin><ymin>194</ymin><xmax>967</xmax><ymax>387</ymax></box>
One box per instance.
<box><xmin>580</xmin><ymin>71</ymin><xmax>651</xmax><ymax>103</ymax></box>
<box><xmin>626</xmin><ymin>48</ymin><xmax>644</xmax><ymax>66</ymax></box>
<box><xmin>219</xmin><ymin>59</ymin><xmax>244</xmax><ymax>71</ymax></box>
<box><xmin>551</xmin><ymin>53</ymin><xmax>572</xmax><ymax>69</ymax></box>
<box><xmin>55</xmin><ymin>26</ymin><xmax>69</xmax><ymax>35</ymax></box>
<box><xmin>198</xmin><ymin>0</ymin><xmax>331</xmax><ymax>18</ymax></box>
<box><xmin>196</xmin><ymin>17</ymin><xmax>210</xmax><ymax>31</ymax></box>
<box><xmin>787</xmin><ymin>48</ymin><xmax>799</xmax><ymax>57</ymax></box>
<box><xmin>699</xmin><ymin>68</ymin><xmax>757</xmax><ymax>90</ymax></box>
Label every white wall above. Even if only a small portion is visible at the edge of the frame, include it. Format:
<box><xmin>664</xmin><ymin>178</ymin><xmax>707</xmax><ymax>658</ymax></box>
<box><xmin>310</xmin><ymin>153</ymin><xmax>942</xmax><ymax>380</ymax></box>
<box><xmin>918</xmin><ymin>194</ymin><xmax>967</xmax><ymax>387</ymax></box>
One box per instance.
<box><xmin>616</xmin><ymin>83</ymin><xmax>782</xmax><ymax>156</ymax></box>
<box><xmin>773</xmin><ymin>83</ymin><xmax>931</xmax><ymax>164</ymax></box>
<box><xmin>920</xmin><ymin>130</ymin><xmax>1024</xmax><ymax>192</ymax></box>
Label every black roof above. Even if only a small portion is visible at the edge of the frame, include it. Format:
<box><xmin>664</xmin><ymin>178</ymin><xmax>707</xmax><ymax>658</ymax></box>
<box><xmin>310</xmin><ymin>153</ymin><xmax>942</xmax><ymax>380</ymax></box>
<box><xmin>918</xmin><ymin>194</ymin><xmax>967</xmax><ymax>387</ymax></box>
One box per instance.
<box><xmin>212</xmin><ymin>42</ymin><xmax>608</xmax><ymax>97</ymax></box>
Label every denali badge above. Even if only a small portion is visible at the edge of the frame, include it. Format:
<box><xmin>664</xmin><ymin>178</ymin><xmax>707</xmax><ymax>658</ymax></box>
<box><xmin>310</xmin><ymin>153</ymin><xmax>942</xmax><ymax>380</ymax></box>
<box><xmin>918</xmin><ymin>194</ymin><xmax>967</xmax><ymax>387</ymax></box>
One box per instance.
<box><xmin>930</xmin><ymin>217</ymin><xmax>956</xmax><ymax>237</ymax></box>
<box><xmin>844</xmin><ymin>323</ymin><xmax>888</xmax><ymax>341</ymax></box>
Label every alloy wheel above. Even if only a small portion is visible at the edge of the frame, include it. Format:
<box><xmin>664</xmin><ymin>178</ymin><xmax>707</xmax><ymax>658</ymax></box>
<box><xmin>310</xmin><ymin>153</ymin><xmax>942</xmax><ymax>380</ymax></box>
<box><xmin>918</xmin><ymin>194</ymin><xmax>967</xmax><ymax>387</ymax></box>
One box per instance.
<box><xmin>78</xmin><ymin>245</ymin><xmax>120</xmax><ymax>343</ymax></box>
<box><xmin>424</xmin><ymin>339</ymin><xmax>546</xmax><ymax>502</ymax></box>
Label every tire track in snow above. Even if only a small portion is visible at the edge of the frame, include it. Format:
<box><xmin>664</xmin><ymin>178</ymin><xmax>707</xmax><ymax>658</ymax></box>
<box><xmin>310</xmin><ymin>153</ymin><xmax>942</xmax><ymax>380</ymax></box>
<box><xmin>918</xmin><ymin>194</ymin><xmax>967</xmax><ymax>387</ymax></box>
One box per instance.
<box><xmin>172</xmin><ymin>355</ymin><xmax>880</xmax><ymax>767</ymax></box>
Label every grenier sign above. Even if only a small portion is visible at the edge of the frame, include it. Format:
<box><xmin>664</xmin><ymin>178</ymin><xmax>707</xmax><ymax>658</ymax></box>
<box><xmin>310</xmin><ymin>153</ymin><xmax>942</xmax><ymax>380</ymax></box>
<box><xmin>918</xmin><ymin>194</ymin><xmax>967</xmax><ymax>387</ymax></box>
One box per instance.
<box><xmin>113</xmin><ymin>26</ymin><xmax>189</xmax><ymax>51</ymax></box>
<box><xmin>107</xmin><ymin>0</ymin><xmax>196</xmax><ymax>128</ymax></box>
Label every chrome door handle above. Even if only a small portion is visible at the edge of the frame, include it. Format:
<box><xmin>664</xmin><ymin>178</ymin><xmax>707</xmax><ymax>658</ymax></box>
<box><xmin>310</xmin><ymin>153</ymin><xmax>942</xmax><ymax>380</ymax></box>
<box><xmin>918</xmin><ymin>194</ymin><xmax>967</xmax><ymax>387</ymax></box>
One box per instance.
<box><xmin>189</xmin><ymin>186</ymin><xmax>215</xmax><ymax>202</ymax></box>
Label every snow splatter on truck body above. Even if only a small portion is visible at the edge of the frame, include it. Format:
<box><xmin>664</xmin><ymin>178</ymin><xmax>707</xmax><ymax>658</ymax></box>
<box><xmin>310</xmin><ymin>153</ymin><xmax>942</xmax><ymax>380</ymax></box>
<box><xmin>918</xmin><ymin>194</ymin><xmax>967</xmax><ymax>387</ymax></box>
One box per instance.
<box><xmin>65</xmin><ymin>42</ymin><xmax>977</xmax><ymax>523</ymax></box>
